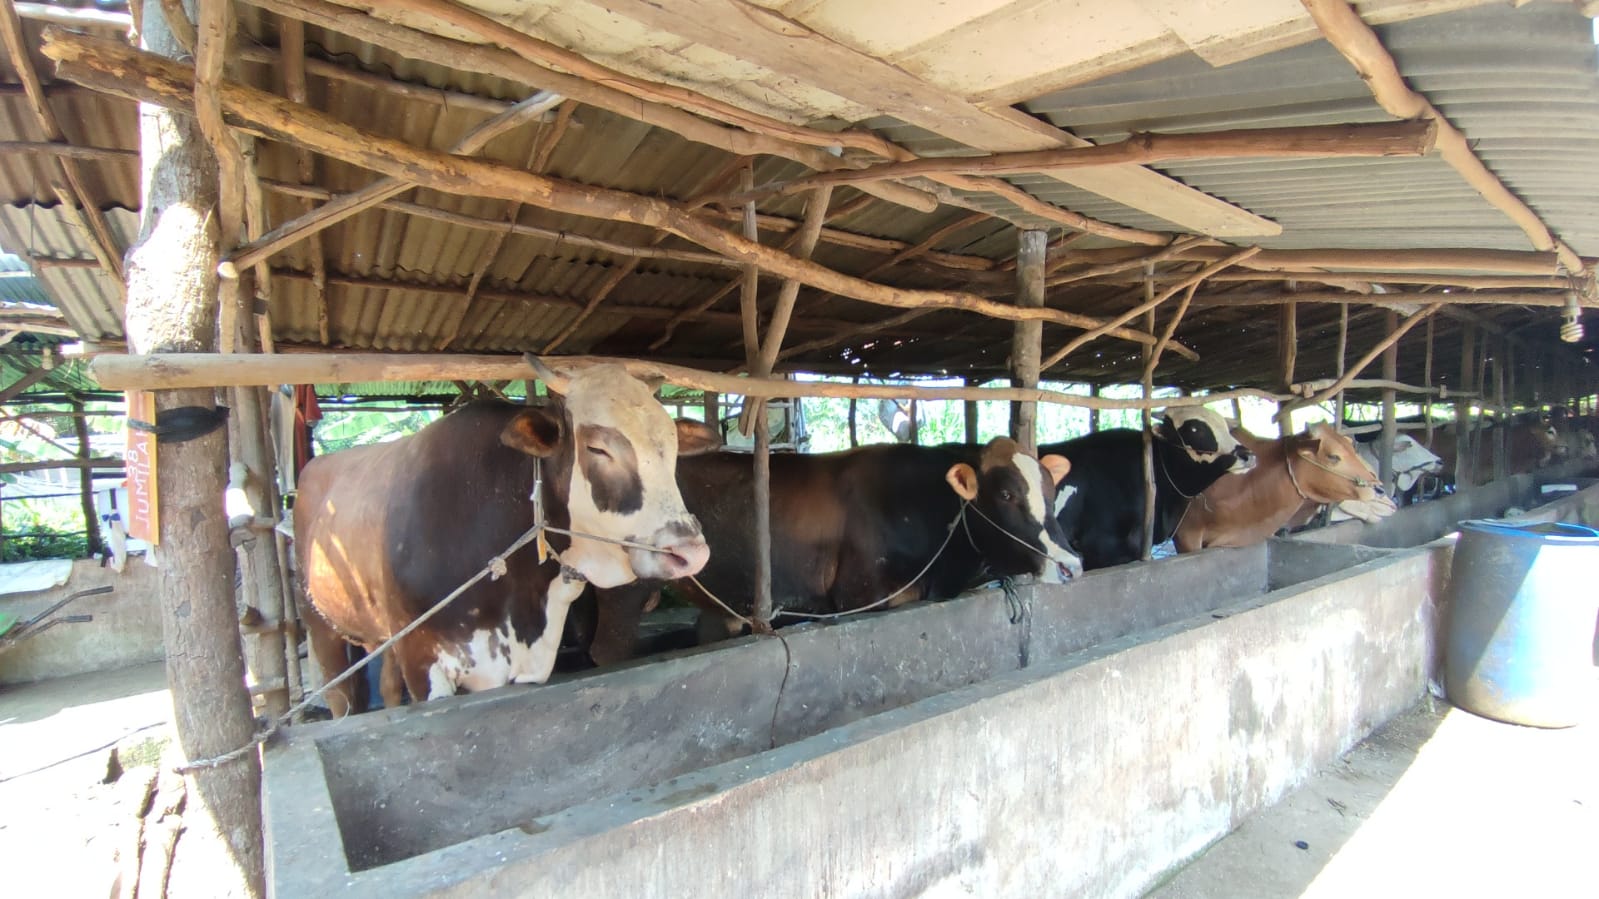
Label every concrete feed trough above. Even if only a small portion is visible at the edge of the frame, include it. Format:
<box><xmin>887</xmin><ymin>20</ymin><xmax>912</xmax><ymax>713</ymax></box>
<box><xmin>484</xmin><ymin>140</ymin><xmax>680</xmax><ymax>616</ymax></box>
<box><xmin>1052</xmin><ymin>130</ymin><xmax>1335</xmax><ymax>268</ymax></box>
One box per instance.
<box><xmin>265</xmin><ymin>535</ymin><xmax>1447</xmax><ymax>898</ymax></box>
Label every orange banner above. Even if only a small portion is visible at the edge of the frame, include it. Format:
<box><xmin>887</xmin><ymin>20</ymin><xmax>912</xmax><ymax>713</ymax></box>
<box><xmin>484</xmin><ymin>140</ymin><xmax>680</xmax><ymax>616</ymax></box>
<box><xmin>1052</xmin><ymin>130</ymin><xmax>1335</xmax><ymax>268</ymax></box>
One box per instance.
<box><xmin>124</xmin><ymin>390</ymin><xmax>158</xmax><ymax>545</ymax></box>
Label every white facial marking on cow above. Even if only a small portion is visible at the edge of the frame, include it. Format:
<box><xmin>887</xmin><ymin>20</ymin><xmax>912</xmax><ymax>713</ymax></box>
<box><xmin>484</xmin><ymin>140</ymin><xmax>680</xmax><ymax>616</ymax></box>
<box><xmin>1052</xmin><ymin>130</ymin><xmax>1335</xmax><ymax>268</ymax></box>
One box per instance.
<box><xmin>1006</xmin><ymin>447</ymin><xmax>1082</xmax><ymax>580</ymax></box>
<box><xmin>1164</xmin><ymin>406</ymin><xmax>1249</xmax><ymax>468</ymax></box>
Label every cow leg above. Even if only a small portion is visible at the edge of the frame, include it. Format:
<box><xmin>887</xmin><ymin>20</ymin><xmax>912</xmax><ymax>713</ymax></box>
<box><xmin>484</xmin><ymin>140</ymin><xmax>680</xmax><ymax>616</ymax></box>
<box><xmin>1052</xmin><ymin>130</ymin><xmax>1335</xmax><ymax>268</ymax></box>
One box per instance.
<box><xmin>379</xmin><ymin>649</ymin><xmax>406</xmax><ymax>708</ymax></box>
<box><xmin>588</xmin><ymin>582</ymin><xmax>657</xmax><ymax>667</ymax></box>
<box><xmin>298</xmin><ymin>595</ymin><xmax>365</xmax><ymax>717</ymax></box>
<box><xmin>510</xmin><ymin>577</ymin><xmax>587</xmax><ymax>686</ymax></box>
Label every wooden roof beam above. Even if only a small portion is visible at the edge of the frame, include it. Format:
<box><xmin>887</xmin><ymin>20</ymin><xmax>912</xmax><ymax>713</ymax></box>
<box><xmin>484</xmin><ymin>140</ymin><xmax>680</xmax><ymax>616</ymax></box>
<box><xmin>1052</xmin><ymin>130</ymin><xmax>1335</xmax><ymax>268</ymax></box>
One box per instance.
<box><xmin>575</xmin><ymin>0</ymin><xmax>1280</xmax><ymax>238</ymax></box>
<box><xmin>44</xmin><ymin>30</ymin><xmax>1192</xmax><ymax>357</ymax></box>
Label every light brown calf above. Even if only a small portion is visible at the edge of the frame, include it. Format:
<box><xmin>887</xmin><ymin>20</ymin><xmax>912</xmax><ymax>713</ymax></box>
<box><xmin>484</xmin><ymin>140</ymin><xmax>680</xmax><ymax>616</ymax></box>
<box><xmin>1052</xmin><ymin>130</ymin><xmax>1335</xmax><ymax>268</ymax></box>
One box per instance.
<box><xmin>1174</xmin><ymin>423</ymin><xmax>1392</xmax><ymax>553</ymax></box>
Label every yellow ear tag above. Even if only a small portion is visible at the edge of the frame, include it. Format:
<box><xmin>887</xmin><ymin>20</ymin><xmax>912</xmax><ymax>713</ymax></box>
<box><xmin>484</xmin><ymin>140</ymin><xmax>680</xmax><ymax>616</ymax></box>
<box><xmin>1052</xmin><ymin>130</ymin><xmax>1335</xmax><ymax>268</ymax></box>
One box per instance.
<box><xmin>536</xmin><ymin>531</ymin><xmax>551</xmax><ymax>564</ymax></box>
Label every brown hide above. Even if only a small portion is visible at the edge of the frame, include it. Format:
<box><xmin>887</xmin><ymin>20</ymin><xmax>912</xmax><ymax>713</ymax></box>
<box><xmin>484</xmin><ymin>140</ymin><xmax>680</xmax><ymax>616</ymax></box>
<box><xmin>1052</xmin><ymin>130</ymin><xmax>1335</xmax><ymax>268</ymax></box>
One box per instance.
<box><xmin>1427</xmin><ymin>420</ymin><xmax>1559</xmax><ymax>482</ymax></box>
<box><xmin>1174</xmin><ymin>424</ymin><xmax>1381</xmax><ymax>552</ymax></box>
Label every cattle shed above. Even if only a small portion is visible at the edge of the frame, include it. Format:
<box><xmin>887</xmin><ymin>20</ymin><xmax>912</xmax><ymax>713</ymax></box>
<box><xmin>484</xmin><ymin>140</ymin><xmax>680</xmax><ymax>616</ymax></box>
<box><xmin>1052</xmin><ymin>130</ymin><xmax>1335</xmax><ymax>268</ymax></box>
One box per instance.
<box><xmin>0</xmin><ymin>0</ymin><xmax>1598</xmax><ymax>896</ymax></box>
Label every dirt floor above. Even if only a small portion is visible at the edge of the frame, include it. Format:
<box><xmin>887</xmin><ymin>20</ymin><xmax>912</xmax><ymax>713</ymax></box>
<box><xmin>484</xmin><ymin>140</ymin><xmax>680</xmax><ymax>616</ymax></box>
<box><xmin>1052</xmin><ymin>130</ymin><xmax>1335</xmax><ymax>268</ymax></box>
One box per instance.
<box><xmin>1151</xmin><ymin>689</ymin><xmax>1599</xmax><ymax>898</ymax></box>
<box><xmin>0</xmin><ymin>661</ymin><xmax>256</xmax><ymax>898</ymax></box>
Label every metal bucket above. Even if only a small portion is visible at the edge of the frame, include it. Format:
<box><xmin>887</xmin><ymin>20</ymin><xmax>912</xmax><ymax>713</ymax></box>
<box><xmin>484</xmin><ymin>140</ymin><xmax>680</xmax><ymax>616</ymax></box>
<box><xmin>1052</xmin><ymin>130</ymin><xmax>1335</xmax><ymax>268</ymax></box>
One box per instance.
<box><xmin>1444</xmin><ymin>520</ymin><xmax>1599</xmax><ymax>728</ymax></box>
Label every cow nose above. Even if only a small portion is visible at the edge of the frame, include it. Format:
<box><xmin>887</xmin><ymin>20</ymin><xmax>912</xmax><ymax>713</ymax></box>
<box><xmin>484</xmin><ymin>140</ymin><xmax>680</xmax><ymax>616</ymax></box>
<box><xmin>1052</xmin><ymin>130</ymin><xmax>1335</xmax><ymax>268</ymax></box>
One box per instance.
<box><xmin>654</xmin><ymin>535</ymin><xmax>710</xmax><ymax>579</ymax></box>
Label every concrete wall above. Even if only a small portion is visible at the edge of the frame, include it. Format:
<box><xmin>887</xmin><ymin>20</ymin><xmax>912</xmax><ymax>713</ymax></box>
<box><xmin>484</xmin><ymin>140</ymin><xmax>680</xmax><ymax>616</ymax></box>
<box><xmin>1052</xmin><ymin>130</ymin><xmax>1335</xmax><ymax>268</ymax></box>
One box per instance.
<box><xmin>265</xmin><ymin>542</ymin><xmax>1447</xmax><ymax>898</ymax></box>
<box><xmin>0</xmin><ymin>557</ymin><xmax>164</xmax><ymax>684</ymax></box>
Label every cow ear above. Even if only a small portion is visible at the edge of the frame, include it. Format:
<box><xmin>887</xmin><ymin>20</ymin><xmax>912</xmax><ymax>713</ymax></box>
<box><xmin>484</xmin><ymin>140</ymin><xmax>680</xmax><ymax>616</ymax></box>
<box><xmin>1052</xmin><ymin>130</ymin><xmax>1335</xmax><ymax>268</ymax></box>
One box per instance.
<box><xmin>500</xmin><ymin>408</ymin><xmax>563</xmax><ymax>457</ymax></box>
<box><xmin>1039</xmin><ymin>453</ymin><xmax>1071</xmax><ymax>487</ymax></box>
<box><xmin>945</xmin><ymin>463</ymin><xmax>979</xmax><ymax>501</ymax></box>
<box><xmin>675</xmin><ymin>419</ymin><xmax>722</xmax><ymax>456</ymax></box>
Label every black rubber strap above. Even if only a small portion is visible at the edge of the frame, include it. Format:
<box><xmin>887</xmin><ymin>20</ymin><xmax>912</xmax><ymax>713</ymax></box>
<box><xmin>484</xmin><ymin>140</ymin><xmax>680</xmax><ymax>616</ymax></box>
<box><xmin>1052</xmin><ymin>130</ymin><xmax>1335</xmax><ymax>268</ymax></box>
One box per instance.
<box><xmin>127</xmin><ymin>405</ymin><xmax>230</xmax><ymax>444</ymax></box>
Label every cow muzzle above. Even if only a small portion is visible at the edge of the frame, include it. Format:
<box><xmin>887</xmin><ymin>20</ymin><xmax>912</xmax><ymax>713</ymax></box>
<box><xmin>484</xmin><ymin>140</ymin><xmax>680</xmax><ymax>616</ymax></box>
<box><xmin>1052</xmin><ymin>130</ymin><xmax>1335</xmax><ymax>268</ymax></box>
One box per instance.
<box><xmin>1228</xmin><ymin>443</ymin><xmax>1257</xmax><ymax>472</ymax></box>
<box><xmin>630</xmin><ymin>520</ymin><xmax>710</xmax><ymax>581</ymax></box>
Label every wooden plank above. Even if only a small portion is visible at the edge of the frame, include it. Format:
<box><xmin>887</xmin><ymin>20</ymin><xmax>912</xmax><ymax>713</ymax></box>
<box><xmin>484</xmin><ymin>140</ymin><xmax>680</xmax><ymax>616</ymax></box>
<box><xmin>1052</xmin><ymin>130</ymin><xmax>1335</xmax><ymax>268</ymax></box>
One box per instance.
<box><xmin>591</xmin><ymin>0</ymin><xmax>1280</xmax><ymax>237</ymax></box>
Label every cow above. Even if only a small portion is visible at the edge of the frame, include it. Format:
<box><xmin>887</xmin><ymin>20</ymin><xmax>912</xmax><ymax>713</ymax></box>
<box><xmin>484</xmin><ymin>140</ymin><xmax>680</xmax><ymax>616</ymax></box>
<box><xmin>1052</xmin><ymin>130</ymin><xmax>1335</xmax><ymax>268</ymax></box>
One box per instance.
<box><xmin>293</xmin><ymin>359</ymin><xmax>721</xmax><ymax>715</ymax></box>
<box><xmin>1041</xmin><ymin>407</ymin><xmax>1255</xmax><ymax>570</ymax></box>
<box><xmin>584</xmin><ymin>437</ymin><xmax>1082</xmax><ymax>661</ymax></box>
<box><xmin>1174</xmin><ymin>423</ymin><xmax>1393</xmax><ymax>552</ymax></box>
<box><xmin>1427</xmin><ymin>416</ymin><xmax>1561</xmax><ymax>484</ymax></box>
<box><xmin>1346</xmin><ymin>431</ymin><xmax>1445</xmax><ymax>506</ymax></box>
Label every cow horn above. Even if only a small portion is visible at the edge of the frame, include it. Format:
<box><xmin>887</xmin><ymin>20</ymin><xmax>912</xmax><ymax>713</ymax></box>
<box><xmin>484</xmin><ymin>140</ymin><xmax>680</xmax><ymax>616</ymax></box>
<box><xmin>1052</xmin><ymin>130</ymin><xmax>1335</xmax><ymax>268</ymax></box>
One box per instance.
<box><xmin>524</xmin><ymin>354</ymin><xmax>571</xmax><ymax>394</ymax></box>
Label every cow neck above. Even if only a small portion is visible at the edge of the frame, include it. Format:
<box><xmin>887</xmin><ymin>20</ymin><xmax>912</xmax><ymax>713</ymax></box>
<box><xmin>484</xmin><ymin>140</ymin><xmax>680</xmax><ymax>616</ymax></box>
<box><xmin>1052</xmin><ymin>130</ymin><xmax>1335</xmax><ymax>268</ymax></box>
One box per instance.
<box><xmin>1151</xmin><ymin>435</ymin><xmax>1223</xmax><ymax>499</ymax></box>
<box><xmin>1197</xmin><ymin>436</ymin><xmax>1309</xmax><ymax>541</ymax></box>
<box><xmin>535</xmin><ymin>401</ymin><xmax>576</xmax><ymax>557</ymax></box>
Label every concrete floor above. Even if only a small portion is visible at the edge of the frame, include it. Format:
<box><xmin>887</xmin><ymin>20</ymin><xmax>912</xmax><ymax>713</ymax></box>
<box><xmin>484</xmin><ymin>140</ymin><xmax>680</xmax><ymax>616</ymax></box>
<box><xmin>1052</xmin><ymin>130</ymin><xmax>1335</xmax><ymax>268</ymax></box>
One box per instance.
<box><xmin>1151</xmin><ymin>690</ymin><xmax>1599</xmax><ymax>898</ymax></box>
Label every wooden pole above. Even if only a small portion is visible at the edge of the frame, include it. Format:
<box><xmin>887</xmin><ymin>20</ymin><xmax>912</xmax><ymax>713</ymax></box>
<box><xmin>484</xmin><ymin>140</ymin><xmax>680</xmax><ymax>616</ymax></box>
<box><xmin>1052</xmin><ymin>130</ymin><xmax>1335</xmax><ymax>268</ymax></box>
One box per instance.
<box><xmin>964</xmin><ymin>376</ymin><xmax>979</xmax><ymax>444</ymax></box>
<box><xmin>1379</xmin><ymin>311</ymin><xmax>1399</xmax><ymax>493</ymax></box>
<box><xmin>1011</xmin><ymin>230</ymin><xmax>1047</xmax><ymax>455</ymax></box>
<box><xmin>125</xmin><ymin>1</ymin><xmax>261</xmax><ymax>893</ymax></box>
<box><xmin>1042</xmin><ymin>246</ymin><xmax>1259</xmax><ymax>369</ymax></box>
<box><xmin>1335</xmin><ymin>304</ymin><xmax>1349</xmax><ymax>426</ymax></box>
<box><xmin>848</xmin><ymin>378</ymin><xmax>858</xmax><ymax>448</ymax></box>
<box><xmin>90</xmin><ymin>352</ymin><xmax>1294</xmax><ymax>408</ymax></box>
<box><xmin>1089</xmin><ymin>383</ymin><xmax>1101</xmax><ymax>432</ymax></box>
<box><xmin>721</xmin><ymin>121</ymin><xmax>1438</xmax><ymax>200</ymax></box>
<box><xmin>1493</xmin><ymin>340</ymin><xmax>1508</xmax><ymax>481</ymax></box>
<box><xmin>1423</xmin><ymin>316</ymin><xmax>1435</xmax><ymax>449</ymax></box>
<box><xmin>1050</xmin><ymin>245</ymin><xmax>1572</xmax><ymax>276</ymax></box>
<box><xmin>1278</xmin><ymin>303</ymin><xmax>1445</xmax><ymax>417</ymax></box>
<box><xmin>1299</xmin><ymin>0</ymin><xmax>1584</xmax><ymax>274</ymax></box>
<box><xmin>1279</xmin><ymin>299</ymin><xmax>1298</xmax><ymax>436</ymax></box>
<box><xmin>1186</xmin><ymin>291</ymin><xmax>1590</xmax><ymax>310</ymax></box>
<box><xmin>1455</xmin><ymin>322</ymin><xmax>1475</xmax><ymax>486</ymax></box>
<box><xmin>72</xmin><ymin>400</ymin><xmax>102</xmax><ymax>559</ymax></box>
<box><xmin>1140</xmin><ymin>267</ymin><xmax>1157</xmax><ymax>560</ymax></box>
<box><xmin>41</xmin><ymin>32</ymin><xmax>1185</xmax><ymax>358</ymax></box>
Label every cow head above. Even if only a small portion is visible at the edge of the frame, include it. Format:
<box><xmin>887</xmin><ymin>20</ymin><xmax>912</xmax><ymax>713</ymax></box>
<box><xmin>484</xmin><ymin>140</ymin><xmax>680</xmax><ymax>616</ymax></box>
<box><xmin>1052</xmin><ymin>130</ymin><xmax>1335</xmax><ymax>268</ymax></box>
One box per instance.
<box><xmin>1371</xmin><ymin>434</ymin><xmax>1444</xmax><ymax>494</ymax></box>
<box><xmin>1158</xmin><ymin>406</ymin><xmax>1255</xmax><ymax>472</ymax></box>
<box><xmin>945</xmin><ymin>437</ymin><xmax>1083</xmax><ymax>581</ymax></box>
<box><xmin>1292</xmin><ymin>424</ymin><xmax>1395</xmax><ymax>523</ymax></box>
<box><xmin>500</xmin><ymin>358</ymin><xmax>722</xmax><ymax>588</ymax></box>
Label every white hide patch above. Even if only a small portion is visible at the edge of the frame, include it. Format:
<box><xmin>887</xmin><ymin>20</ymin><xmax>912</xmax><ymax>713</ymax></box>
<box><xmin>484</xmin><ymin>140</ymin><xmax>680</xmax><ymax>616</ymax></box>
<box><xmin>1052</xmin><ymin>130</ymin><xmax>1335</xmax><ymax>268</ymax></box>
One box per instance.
<box><xmin>1355</xmin><ymin>436</ymin><xmax>1442</xmax><ymax>494</ymax></box>
<box><xmin>1053</xmin><ymin>483</ymin><xmax>1078</xmax><ymax>518</ymax></box>
<box><xmin>1164</xmin><ymin>406</ymin><xmax>1245</xmax><ymax>465</ymax></box>
<box><xmin>424</xmin><ymin>578</ymin><xmax>585</xmax><ymax>698</ymax></box>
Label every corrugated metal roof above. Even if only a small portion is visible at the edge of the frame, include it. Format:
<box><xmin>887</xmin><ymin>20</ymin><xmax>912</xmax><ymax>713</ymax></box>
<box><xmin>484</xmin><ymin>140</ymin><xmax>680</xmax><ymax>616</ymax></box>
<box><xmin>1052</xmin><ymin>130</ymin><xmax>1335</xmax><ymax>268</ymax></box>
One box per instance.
<box><xmin>1020</xmin><ymin>3</ymin><xmax>1599</xmax><ymax>256</ymax></box>
<box><xmin>0</xmin><ymin>1</ymin><xmax>1589</xmax><ymax>393</ymax></box>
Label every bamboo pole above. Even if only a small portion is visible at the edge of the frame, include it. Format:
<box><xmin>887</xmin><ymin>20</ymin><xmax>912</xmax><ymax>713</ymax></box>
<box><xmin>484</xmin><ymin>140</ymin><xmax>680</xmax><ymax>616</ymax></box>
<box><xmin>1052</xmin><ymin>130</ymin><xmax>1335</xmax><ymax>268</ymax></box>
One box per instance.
<box><xmin>1300</xmin><ymin>0</ymin><xmax>1584</xmax><ymax>274</ymax></box>
<box><xmin>1278</xmin><ymin>303</ymin><xmax>1446</xmax><ymax>417</ymax></box>
<box><xmin>1278</xmin><ymin>300</ymin><xmax>1298</xmax><ymax>393</ymax></box>
<box><xmin>1335</xmin><ymin>304</ymin><xmax>1349</xmax><ymax>425</ymax></box>
<box><xmin>1379</xmin><ymin>310</ymin><xmax>1399</xmax><ymax>492</ymax></box>
<box><xmin>88</xmin><ymin>352</ymin><xmax>1293</xmax><ymax>408</ymax></box>
<box><xmin>1043</xmin><ymin>246</ymin><xmax>1260</xmax><ymax>369</ymax></box>
<box><xmin>721</xmin><ymin>121</ymin><xmax>1438</xmax><ymax>202</ymax></box>
<box><xmin>964</xmin><ymin>376</ymin><xmax>980</xmax><ymax>444</ymax></box>
<box><xmin>1011</xmin><ymin>230</ymin><xmax>1047</xmax><ymax>455</ymax></box>
<box><xmin>41</xmin><ymin>31</ymin><xmax>1182</xmax><ymax>356</ymax></box>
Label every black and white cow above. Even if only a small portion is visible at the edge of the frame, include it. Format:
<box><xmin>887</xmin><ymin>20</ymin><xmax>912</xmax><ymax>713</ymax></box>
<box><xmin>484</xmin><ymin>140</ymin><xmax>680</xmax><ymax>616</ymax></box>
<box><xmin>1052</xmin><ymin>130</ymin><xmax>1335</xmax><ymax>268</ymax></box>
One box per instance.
<box><xmin>1041</xmin><ymin>407</ymin><xmax>1255</xmax><ymax>570</ymax></box>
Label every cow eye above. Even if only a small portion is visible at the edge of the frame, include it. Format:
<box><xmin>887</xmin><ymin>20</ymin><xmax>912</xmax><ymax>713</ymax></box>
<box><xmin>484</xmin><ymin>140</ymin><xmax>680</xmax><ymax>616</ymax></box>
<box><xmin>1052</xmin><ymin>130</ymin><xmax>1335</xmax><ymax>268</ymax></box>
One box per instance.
<box><xmin>587</xmin><ymin>445</ymin><xmax>611</xmax><ymax>459</ymax></box>
<box><xmin>1327</xmin><ymin>453</ymin><xmax>1341</xmax><ymax>463</ymax></box>
<box><xmin>997</xmin><ymin>489</ymin><xmax>1014</xmax><ymax>503</ymax></box>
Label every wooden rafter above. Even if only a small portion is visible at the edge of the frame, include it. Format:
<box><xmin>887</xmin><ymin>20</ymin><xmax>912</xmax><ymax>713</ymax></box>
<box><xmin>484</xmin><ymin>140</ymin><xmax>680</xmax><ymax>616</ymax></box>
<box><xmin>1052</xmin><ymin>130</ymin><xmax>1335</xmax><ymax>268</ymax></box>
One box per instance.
<box><xmin>1300</xmin><ymin>0</ymin><xmax>1585</xmax><ymax>275</ymax></box>
<box><xmin>245</xmin><ymin>0</ymin><xmax>938</xmax><ymax>214</ymax></box>
<box><xmin>717</xmin><ymin>122</ymin><xmax>1438</xmax><ymax>204</ymax></box>
<box><xmin>277</xmin><ymin>17</ymin><xmax>330</xmax><ymax>345</ymax></box>
<box><xmin>0</xmin><ymin>0</ymin><xmax>124</xmax><ymax>296</ymax></box>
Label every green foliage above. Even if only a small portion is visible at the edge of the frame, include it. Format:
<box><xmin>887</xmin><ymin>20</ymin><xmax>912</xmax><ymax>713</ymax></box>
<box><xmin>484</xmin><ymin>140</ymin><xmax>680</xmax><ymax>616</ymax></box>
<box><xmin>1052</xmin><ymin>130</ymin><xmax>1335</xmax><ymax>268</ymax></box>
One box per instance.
<box><xmin>313</xmin><ymin>407</ymin><xmax>443</xmax><ymax>455</ymax></box>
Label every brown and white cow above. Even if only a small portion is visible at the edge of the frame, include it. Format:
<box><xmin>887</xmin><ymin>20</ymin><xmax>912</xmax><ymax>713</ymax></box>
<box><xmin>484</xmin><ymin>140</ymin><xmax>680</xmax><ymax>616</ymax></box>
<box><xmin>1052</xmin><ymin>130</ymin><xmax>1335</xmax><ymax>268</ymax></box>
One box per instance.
<box><xmin>293</xmin><ymin>360</ymin><xmax>720</xmax><ymax>714</ymax></box>
<box><xmin>1427</xmin><ymin>417</ymin><xmax>1562</xmax><ymax>483</ymax></box>
<box><xmin>1174</xmin><ymin>423</ymin><xmax>1392</xmax><ymax>552</ymax></box>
